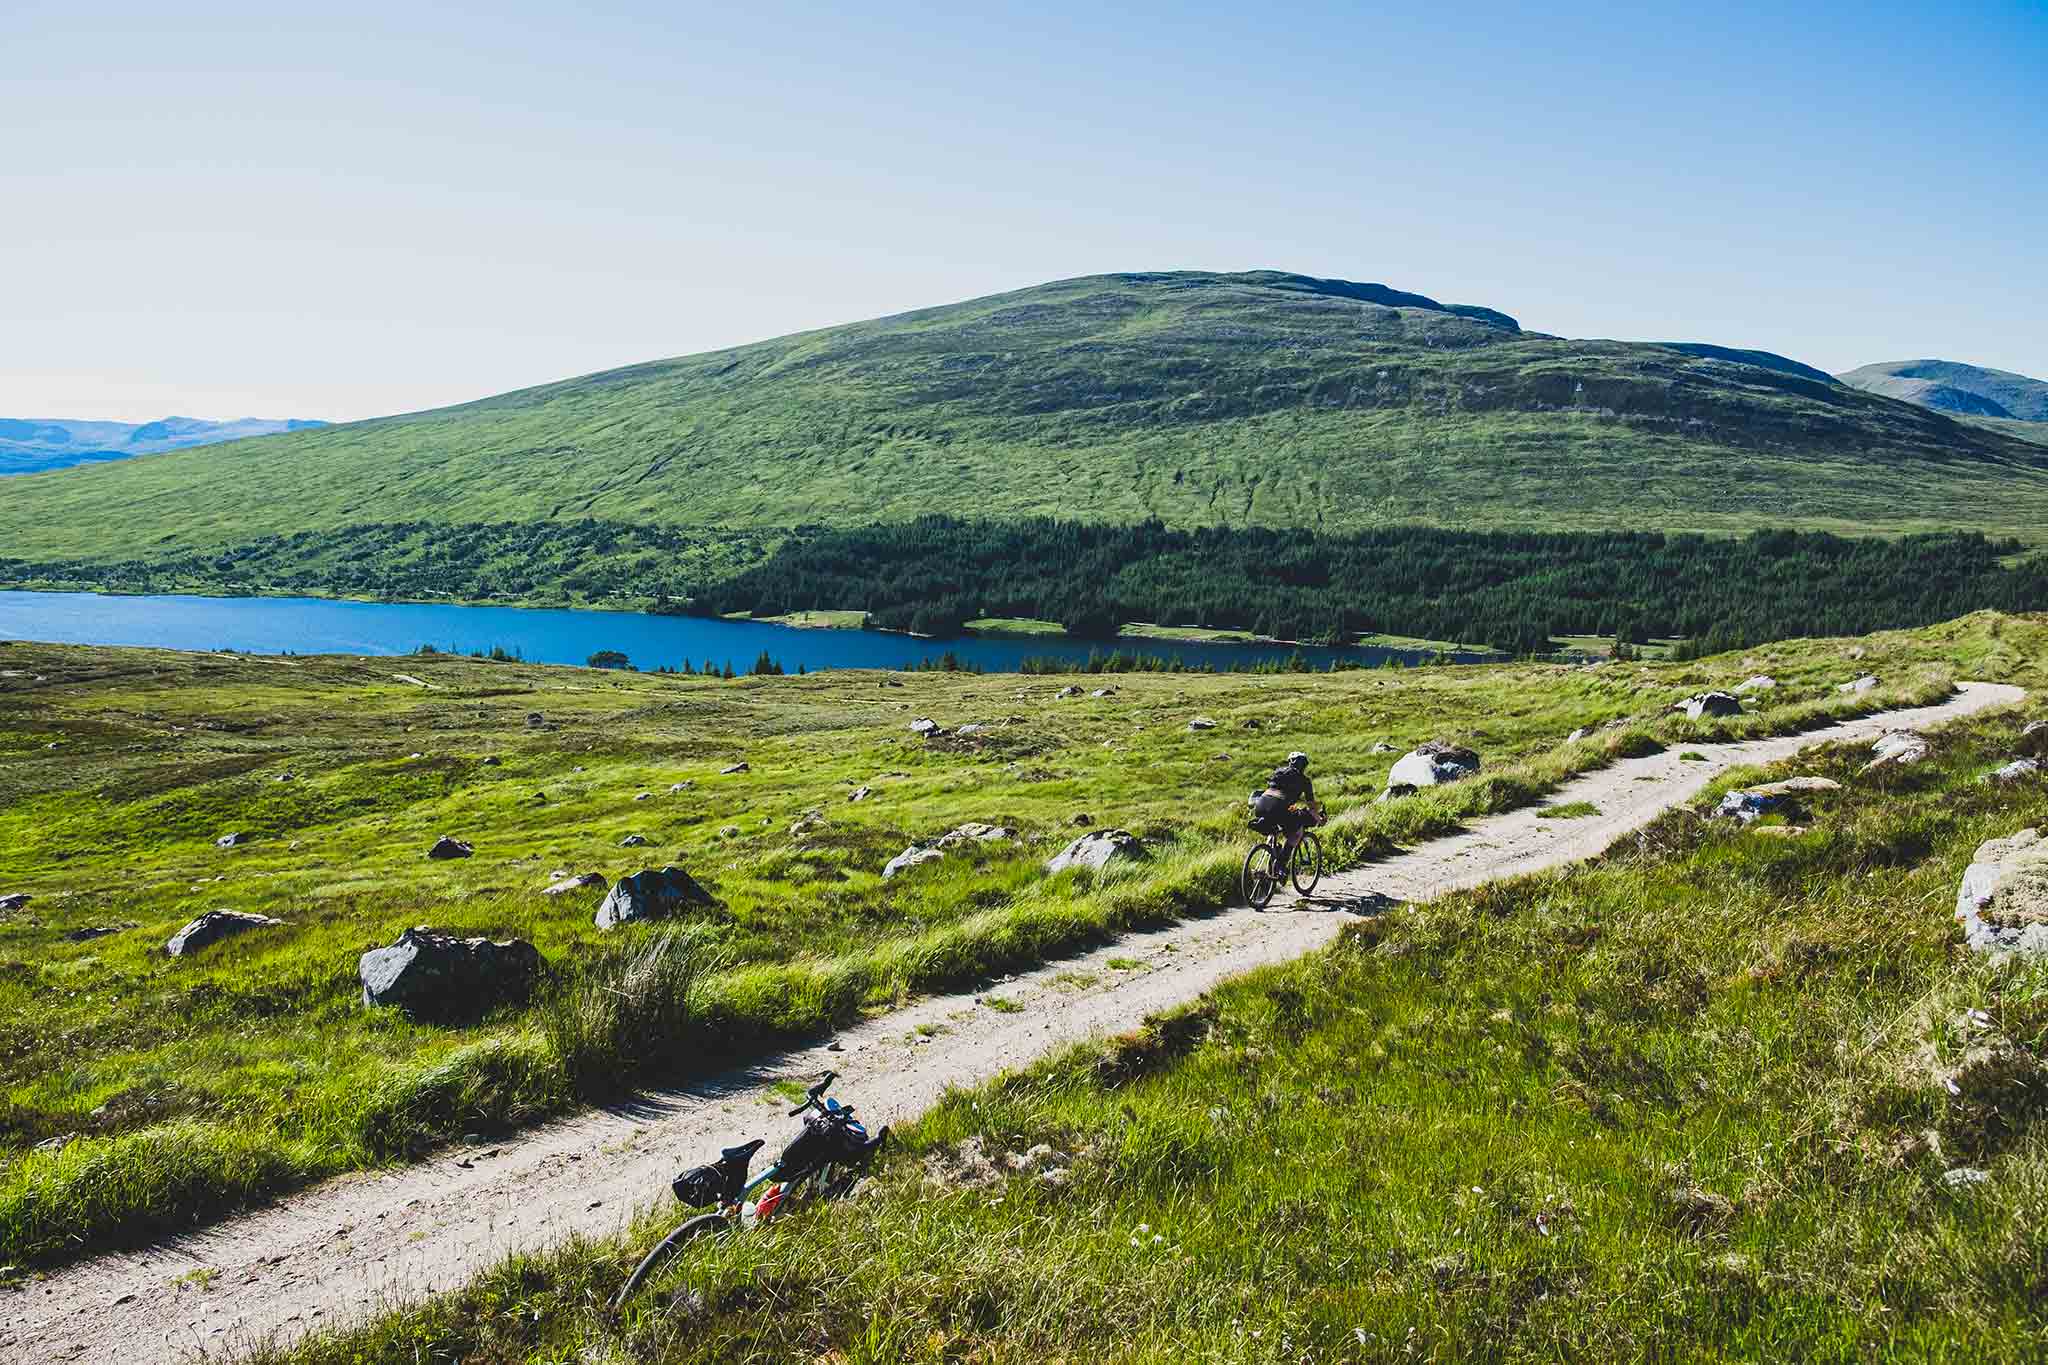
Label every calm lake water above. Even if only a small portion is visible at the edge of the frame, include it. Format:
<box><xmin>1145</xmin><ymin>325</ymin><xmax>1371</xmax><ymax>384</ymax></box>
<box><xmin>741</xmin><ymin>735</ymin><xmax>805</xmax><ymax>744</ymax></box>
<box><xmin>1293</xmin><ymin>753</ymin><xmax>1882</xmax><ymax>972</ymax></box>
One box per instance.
<box><xmin>0</xmin><ymin>590</ymin><xmax>1480</xmax><ymax>673</ymax></box>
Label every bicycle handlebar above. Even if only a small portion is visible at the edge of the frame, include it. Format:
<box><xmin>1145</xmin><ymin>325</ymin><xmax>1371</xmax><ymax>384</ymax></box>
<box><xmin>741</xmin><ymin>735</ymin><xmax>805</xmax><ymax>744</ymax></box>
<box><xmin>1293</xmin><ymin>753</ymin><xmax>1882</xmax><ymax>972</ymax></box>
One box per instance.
<box><xmin>788</xmin><ymin>1070</ymin><xmax>839</xmax><ymax>1116</ymax></box>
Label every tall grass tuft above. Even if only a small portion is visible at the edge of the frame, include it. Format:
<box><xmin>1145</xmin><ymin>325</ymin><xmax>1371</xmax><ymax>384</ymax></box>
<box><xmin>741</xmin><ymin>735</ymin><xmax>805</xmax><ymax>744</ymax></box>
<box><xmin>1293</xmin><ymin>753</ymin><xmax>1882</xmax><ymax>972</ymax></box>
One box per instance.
<box><xmin>541</xmin><ymin>926</ymin><xmax>723</xmax><ymax>1098</ymax></box>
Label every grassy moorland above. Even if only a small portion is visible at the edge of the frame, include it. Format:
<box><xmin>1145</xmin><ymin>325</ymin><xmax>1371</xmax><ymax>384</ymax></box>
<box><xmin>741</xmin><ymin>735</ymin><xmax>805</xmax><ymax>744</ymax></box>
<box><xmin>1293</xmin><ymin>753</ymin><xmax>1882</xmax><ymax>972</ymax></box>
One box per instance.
<box><xmin>0</xmin><ymin>614</ymin><xmax>2041</xmax><ymax>1267</ymax></box>
<box><xmin>260</xmin><ymin>685</ymin><xmax>2048</xmax><ymax>1364</ymax></box>
<box><xmin>5</xmin><ymin>271</ymin><xmax>2048</xmax><ymax>610</ymax></box>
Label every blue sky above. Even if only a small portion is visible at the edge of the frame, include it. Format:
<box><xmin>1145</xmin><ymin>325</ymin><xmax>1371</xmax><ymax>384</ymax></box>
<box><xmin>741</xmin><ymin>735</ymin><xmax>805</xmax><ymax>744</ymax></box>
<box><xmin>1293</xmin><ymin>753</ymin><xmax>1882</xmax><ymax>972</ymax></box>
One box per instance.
<box><xmin>4</xmin><ymin>0</ymin><xmax>2043</xmax><ymax>421</ymax></box>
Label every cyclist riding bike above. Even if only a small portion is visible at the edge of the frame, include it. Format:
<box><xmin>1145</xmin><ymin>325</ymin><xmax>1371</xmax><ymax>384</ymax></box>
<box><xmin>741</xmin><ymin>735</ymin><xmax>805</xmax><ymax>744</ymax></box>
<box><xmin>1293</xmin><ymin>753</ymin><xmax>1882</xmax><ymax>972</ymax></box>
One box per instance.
<box><xmin>1250</xmin><ymin>752</ymin><xmax>1323</xmax><ymax>858</ymax></box>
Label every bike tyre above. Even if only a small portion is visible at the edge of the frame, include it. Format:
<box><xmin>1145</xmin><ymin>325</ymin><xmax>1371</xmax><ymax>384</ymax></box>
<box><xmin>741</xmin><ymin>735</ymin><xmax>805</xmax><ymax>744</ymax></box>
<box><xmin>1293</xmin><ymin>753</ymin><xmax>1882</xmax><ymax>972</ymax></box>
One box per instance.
<box><xmin>612</xmin><ymin>1212</ymin><xmax>729</xmax><ymax>1311</ymax></box>
<box><xmin>1242</xmin><ymin>842</ymin><xmax>1281</xmax><ymax>909</ymax></box>
<box><xmin>1291</xmin><ymin>832</ymin><xmax>1323</xmax><ymax>896</ymax></box>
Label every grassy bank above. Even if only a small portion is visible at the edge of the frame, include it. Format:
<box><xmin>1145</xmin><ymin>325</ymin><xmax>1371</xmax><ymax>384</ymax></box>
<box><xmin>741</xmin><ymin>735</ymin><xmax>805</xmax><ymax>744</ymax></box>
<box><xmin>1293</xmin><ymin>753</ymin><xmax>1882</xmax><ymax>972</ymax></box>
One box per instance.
<box><xmin>256</xmin><ymin>698</ymin><xmax>2048</xmax><ymax>1363</ymax></box>
<box><xmin>1</xmin><ymin>614</ymin><xmax>2042</xmax><ymax>1265</ymax></box>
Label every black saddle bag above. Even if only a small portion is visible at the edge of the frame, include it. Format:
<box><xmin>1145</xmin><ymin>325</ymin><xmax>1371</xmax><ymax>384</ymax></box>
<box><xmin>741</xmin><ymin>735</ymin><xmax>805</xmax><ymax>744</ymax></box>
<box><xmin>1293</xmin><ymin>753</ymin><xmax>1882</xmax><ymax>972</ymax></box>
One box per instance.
<box><xmin>672</xmin><ymin>1153</ymin><xmax>748</xmax><ymax>1207</ymax></box>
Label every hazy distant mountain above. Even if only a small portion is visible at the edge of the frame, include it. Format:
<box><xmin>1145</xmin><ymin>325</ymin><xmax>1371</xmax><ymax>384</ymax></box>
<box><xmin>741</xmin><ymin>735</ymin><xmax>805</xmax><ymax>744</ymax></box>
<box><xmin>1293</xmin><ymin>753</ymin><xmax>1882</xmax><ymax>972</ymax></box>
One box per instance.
<box><xmin>1837</xmin><ymin>359</ymin><xmax>2048</xmax><ymax>422</ymax></box>
<box><xmin>0</xmin><ymin>416</ymin><xmax>326</xmax><ymax>475</ymax></box>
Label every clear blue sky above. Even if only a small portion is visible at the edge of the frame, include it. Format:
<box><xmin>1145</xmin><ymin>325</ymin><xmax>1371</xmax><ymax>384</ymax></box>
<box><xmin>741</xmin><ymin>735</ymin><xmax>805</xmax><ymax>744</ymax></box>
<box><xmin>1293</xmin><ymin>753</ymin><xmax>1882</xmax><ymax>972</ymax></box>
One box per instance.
<box><xmin>5</xmin><ymin>0</ymin><xmax>2043</xmax><ymax>422</ymax></box>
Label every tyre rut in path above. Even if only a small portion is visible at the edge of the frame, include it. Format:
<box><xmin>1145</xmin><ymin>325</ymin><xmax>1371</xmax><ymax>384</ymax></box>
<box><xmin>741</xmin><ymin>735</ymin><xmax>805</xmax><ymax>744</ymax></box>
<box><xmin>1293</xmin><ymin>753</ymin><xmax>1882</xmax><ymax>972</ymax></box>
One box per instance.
<box><xmin>3</xmin><ymin>682</ymin><xmax>2022</xmax><ymax>1364</ymax></box>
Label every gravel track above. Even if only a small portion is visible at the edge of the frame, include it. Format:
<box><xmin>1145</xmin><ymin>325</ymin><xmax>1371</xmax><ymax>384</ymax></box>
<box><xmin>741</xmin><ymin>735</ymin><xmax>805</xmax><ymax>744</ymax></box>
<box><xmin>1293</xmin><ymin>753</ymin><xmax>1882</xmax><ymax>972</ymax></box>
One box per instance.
<box><xmin>3</xmin><ymin>681</ymin><xmax>2021</xmax><ymax>1363</ymax></box>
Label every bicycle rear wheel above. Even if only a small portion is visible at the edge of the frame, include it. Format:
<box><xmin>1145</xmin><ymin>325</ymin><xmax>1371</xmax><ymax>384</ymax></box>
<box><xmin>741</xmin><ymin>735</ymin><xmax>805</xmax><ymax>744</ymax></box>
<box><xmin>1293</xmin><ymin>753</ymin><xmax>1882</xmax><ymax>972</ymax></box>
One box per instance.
<box><xmin>1242</xmin><ymin>842</ymin><xmax>1282</xmax><ymax>909</ymax></box>
<box><xmin>612</xmin><ymin>1211</ymin><xmax>729</xmax><ymax>1311</ymax></box>
<box><xmin>1290</xmin><ymin>832</ymin><xmax>1323</xmax><ymax>895</ymax></box>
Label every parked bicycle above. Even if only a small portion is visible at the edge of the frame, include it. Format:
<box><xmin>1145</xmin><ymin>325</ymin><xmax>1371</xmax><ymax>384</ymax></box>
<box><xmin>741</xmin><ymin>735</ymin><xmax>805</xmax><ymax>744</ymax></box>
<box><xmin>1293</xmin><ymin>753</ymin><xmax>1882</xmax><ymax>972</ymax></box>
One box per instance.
<box><xmin>1240</xmin><ymin>807</ymin><xmax>1323</xmax><ymax>909</ymax></box>
<box><xmin>611</xmin><ymin>1071</ymin><xmax>889</xmax><ymax>1310</ymax></box>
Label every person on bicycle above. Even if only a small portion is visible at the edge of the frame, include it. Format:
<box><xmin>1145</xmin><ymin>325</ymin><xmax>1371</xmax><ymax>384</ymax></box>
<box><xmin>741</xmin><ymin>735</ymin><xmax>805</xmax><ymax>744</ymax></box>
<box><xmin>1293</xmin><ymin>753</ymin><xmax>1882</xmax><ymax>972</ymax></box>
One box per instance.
<box><xmin>1252</xmin><ymin>752</ymin><xmax>1322</xmax><ymax>859</ymax></box>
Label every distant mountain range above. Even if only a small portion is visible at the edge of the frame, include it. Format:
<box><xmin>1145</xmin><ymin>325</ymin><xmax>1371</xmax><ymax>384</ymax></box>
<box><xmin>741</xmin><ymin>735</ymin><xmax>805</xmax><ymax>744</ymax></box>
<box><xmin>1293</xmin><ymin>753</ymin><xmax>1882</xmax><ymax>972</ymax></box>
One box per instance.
<box><xmin>1837</xmin><ymin>359</ymin><xmax>2048</xmax><ymax>423</ymax></box>
<box><xmin>0</xmin><ymin>416</ymin><xmax>326</xmax><ymax>475</ymax></box>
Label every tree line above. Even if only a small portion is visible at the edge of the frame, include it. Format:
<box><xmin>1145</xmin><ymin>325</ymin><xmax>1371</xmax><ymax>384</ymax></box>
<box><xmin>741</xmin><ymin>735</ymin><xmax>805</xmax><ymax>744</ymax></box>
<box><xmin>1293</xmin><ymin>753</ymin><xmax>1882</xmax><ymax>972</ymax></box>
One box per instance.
<box><xmin>686</xmin><ymin>518</ymin><xmax>2048</xmax><ymax>654</ymax></box>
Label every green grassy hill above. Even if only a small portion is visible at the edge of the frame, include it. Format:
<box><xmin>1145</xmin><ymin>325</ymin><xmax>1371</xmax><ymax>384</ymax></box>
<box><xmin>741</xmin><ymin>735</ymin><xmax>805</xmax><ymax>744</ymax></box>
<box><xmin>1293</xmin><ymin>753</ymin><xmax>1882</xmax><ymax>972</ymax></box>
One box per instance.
<box><xmin>1840</xmin><ymin>358</ymin><xmax>2048</xmax><ymax>423</ymax></box>
<box><xmin>6</xmin><ymin>272</ymin><xmax>2048</xmax><ymax>597</ymax></box>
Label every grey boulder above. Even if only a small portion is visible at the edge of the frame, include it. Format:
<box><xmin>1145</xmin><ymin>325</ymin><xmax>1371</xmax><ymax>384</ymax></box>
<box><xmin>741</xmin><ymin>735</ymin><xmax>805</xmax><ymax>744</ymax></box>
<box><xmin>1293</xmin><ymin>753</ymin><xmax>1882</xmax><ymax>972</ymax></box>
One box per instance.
<box><xmin>1983</xmin><ymin>758</ymin><xmax>2042</xmax><ymax>785</ymax></box>
<box><xmin>1865</xmin><ymin>731</ymin><xmax>1932</xmax><ymax>770</ymax></box>
<box><xmin>721</xmin><ymin>762</ymin><xmax>750</xmax><ymax>774</ymax></box>
<box><xmin>910</xmin><ymin>717</ymin><xmax>941</xmax><ymax>734</ymax></box>
<box><xmin>596</xmin><ymin>865</ymin><xmax>717</xmax><ymax>929</ymax></box>
<box><xmin>427</xmin><ymin>836</ymin><xmax>473</xmax><ymax>860</ymax></box>
<box><xmin>1384</xmin><ymin>741</ymin><xmax>1481</xmax><ymax>798</ymax></box>
<box><xmin>1188</xmin><ymin>717</ymin><xmax>1217</xmax><ymax>731</ymax></box>
<box><xmin>883</xmin><ymin>845</ymin><xmax>946</xmax><ymax>880</ymax></box>
<box><xmin>1955</xmin><ymin>828</ymin><xmax>2048</xmax><ymax>956</ymax></box>
<box><xmin>1676</xmin><ymin>691</ymin><xmax>1743</xmax><ymax>720</ymax></box>
<box><xmin>0</xmin><ymin>892</ymin><xmax>29</xmax><ymax>912</ymax></box>
<box><xmin>619</xmin><ymin>833</ymin><xmax>650</xmax><ymax>847</ymax></box>
<box><xmin>1733</xmin><ymin>675</ymin><xmax>1777</xmax><ymax>695</ymax></box>
<box><xmin>542</xmin><ymin>872</ymin><xmax>607</xmax><ymax>896</ymax></box>
<box><xmin>1047</xmin><ymin>829</ymin><xmax>1147</xmax><ymax>874</ymax></box>
<box><xmin>1837</xmin><ymin>675</ymin><xmax>1880</xmax><ymax>695</ymax></box>
<box><xmin>167</xmin><ymin>909</ymin><xmax>283</xmax><ymax>957</ymax></box>
<box><xmin>360</xmin><ymin>927</ymin><xmax>544</xmax><ymax>1017</ymax></box>
<box><xmin>215</xmin><ymin>831</ymin><xmax>251</xmax><ymax>848</ymax></box>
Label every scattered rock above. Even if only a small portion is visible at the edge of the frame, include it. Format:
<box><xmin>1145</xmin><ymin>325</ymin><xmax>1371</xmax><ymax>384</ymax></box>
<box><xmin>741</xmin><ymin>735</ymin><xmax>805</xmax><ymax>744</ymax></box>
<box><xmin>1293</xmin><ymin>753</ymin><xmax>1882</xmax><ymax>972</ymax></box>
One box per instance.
<box><xmin>1837</xmin><ymin>675</ymin><xmax>1880</xmax><ymax>695</ymax></box>
<box><xmin>1675</xmin><ymin>691</ymin><xmax>1743</xmax><ymax>720</ymax></box>
<box><xmin>427</xmin><ymin>836</ymin><xmax>474</xmax><ymax>860</ymax></box>
<box><xmin>1956</xmin><ymin>828</ymin><xmax>2048</xmax><ymax>956</ymax></box>
<box><xmin>596</xmin><ymin>866</ymin><xmax>717</xmax><ymax>929</ymax></box>
<box><xmin>1384</xmin><ymin>741</ymin><xmax>1481</xmax><ymax>798</ymax></box>
<box><xmin>1747</xmin><ymin>777</ymin><xmax>1841</xmax><ymax>798</ymax></box>
<box><xmin>166</xmin><ymin>910</ymin><xmax>283</xmax><ymax>957</ymax></box>
<box><xmin>910</xmin><ymin>718</ymin><xmax>941</xmax><ymax>735</ymax></box>
<box><xmin>937</xmin><ymin>822</ymin><xmax>1014</xmax><ymax>848</ymax></box>
<box><xmin>634</xmin><ymin>792</ymin><xmax>652</xmax><ymax>802</ymax></box>
<box><xmin>955</xmin><ymin>723</ymin><xmax>987</xmax><ymax>737</ymax></box>
<box><xmin>0</xmin><ymin>893</ymin><xmax>30</xmax><ymax>912</ymax></box>
<box><xmin>790</xmin><ymin>811</ymin><xmax>827</xmax><ymax>838</ymax></box>
<box><xmin>541</xmin><ymin>872</ymin><xmax>607</xmax><ymax>897</ymax></box>
<box><xmin>525</xmin><ymin>712</ymin><xmax>546</xmax><ymax>729</ymax></box>
<box><xmin>848</xmin><ymin>786</ymin><xmax>873</xmax><ymax>802</ymax></box>
<box><xmin>481</xmin><ymin>756</ymin><xmax>501</xmax><ymax>767</ymax></box>
<box><xmin>215</xmin><ymin>831</ymin><xmax>250</xmax><ymax>848</ymax></box>
<box><xmin>1053</xmin><ymin>687</ymin><xmax>1082</xmax><ymax>700</ymax></box>
<box><xmin>1940</xmin><ymin>1166</ymin><xmax>1991</xmax><ymax>1189</ymax></box>
<box><xmin>1370</xmin><ymin>741</ymin><xmax>1397</xmax><ymax>754</ymax></box>
<box><xmin>619</xmin><ymin>834</ymin><xmax>650</xmax><ymax>847</ymax></box>
<box><xmin>359</xmin><ymin>927</ymin><xmax>544</xmax><ymax>1017</ymax></box>
<box><xmin>1865</xmin><ymin>731</ymin><xmax>1933</xmax><ymax>770</ymax></box>
<box><xmin>1733</xmin><ymin>675</ymin><xmax>1777</xmax><ymax>695</ymax></box>
<box><xmin>883</xmin><ymin>845</ymin><xmax>946</xmax><ymax>880</ymax></box>
<box><xmin>64</xmin><ymin>924</ymin><xmax>131</xmax><ymax>942</ymax></box>
<box><xmin>1070</xmin><ymin>812</ymin><xmax>1094</xmax><ymax>827</ymax></box>
<box><xmin>1047</xmin><ymin>829</ymin><xmax>1147</xmax><ymax>874</ymax></box>
<box><xmin>718</xmin><ymin>825</ymin><xmax>741</xmax><ymax>838</ymax></box>
<box><xmin>670</xmin><ymin>781</ymin><xmax>693</xmax><ymax>793</ymax></box>
<box><xmin>1982</xmin><ymin>758</ymin><xmax>2042</xmax><ymax>785</ymax></box>
<box><xmin>1848</xmin><ymin>645</ymin><xmax>1867</xmax><ymax>660</ymax></box>
<box><xmin>1566</xmin><ymin>729</ymin><xmax>1589</xmax><ymax>744</ymax></box>
<box><xmin>720</xmin><ymin>762</ymin><xmax>749</xmax><ymax>775</ymax></box>
<box><xmin>274</xmin><ymin>771</ymin><xmax>295</xmax><ymax>783</ymax></box>
<box><xmin>1187</xmin><ymin>717</ymin><xmax>1217</xmax><ymax>731</ymax></box>
<box><xmin>1090</xmin><ymin>687</ymin><xmax>1116</xmax><ymax>698</ymax></box>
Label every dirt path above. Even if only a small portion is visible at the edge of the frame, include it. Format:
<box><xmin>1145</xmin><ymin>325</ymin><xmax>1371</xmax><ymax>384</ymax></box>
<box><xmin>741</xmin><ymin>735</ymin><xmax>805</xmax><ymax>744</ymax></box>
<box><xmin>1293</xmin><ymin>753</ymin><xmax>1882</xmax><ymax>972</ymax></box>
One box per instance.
<box><xmin>4</xmin><ymin>682</ymin><xmax>2021</xmax><ymax>1364</ymax></box>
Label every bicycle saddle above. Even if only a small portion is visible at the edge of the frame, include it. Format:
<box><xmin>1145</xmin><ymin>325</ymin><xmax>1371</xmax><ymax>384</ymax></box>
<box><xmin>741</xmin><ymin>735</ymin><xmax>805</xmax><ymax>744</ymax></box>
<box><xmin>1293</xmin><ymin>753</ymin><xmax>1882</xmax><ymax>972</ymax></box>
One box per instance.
<box><xmin>721</xmin><ymin>1138</ymin><xmax>766</xmax><ymax>1161</ymax></box>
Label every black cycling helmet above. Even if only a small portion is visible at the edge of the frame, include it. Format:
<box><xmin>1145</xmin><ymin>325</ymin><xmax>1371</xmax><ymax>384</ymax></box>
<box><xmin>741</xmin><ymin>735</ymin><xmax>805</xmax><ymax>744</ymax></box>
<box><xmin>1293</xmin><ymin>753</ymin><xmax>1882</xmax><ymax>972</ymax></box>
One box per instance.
<box><xmin>1286</xmin><ymin>751</ymin><xmax>1309</xmax><ymax>770</ymax></box>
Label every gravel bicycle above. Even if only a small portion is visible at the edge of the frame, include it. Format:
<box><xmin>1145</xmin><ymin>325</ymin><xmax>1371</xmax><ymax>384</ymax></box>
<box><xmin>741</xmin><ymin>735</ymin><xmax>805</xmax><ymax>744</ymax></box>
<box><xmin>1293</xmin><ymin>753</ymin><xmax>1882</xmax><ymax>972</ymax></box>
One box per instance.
<box><xmin>1241</xmin><ymin>807</ymin><xmax>1323</xmax><ymax>909</ymax></box>
<box><xmin>611</xmin><ymin>1071</ymin><xmax>889</xmax><ymax>1310</ymax></box>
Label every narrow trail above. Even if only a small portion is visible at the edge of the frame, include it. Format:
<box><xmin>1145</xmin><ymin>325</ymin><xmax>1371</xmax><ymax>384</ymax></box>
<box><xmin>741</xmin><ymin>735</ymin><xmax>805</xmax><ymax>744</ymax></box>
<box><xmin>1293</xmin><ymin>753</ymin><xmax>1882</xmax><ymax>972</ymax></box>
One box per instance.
<box><xmin>4</xmin><ymin>682</ymin><xmax>2022</xmax><ymax>1364</ymax></box>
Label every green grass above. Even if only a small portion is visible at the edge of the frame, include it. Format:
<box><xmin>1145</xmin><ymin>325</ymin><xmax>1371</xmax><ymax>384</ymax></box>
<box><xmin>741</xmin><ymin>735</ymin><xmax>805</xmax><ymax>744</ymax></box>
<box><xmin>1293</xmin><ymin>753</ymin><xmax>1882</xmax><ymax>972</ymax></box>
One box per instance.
<box><xmin>1357</xmin><ymin>631</ymin><xmax>1507</xmax><ymax>656</ymax></box>
<box><xmin>0</xmin><ymin>612</ymin><xmax>2040</xmax><ymax>1266</ymax></box>
<box><xmin>753</xmin><ymin>609</ymin><xmax>868</xmax><ymax>629</ymax></box>
<box><xmin>6</xmin><ymin>271</ymin><xmax>2048</xmax><ymax>609</ymax></box>
<box><xmin>963</xmin><ymin>617</ymin><xmax>1067</xmax><ymax>637</ymax></box>
<box><xmin>1119</xmin><ymin>622</ymin><xmax>1262</xmax><ymax>644</ymax></box>
<box><xmin>1536</xmin><ymin>800</ymin><xmax>1600</xmax><ymax>818</ymax></box>
<box><xmin>255</xmin><ymin>700</ymin><xmax>2048</xmax><ymax>1363</ymax></box>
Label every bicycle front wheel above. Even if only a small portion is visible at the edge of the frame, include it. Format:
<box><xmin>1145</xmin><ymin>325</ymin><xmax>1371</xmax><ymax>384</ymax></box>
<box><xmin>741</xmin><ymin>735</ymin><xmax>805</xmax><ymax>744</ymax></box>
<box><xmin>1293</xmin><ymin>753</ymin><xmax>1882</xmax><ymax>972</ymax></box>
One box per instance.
<box><xmin>612</xmin><ymin>1211</ymin><xmax>729</xmax><ymax>1311</ymax></box>
<box><xmin>1290</xmin><ymin>832</ymin><xmax>1323</xmax><ymax>895</ymax></box>
<box><xmin>1242</xmin><ymin>842</ymin><xmax>1282</xmax><ymax>909</ymax></box>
